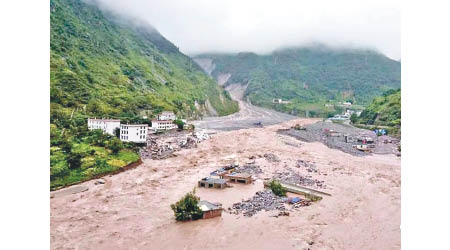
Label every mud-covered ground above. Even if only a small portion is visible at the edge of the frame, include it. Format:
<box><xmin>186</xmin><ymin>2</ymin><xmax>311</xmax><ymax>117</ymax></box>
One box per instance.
<box><xmin>51</xmin><ymin>118</ymin><xmax>400</xmax><ymax>250</ymax></box>
<box><xmin>192</xmin><ymin>84</ymin><xmax>297</xmax><ymax>132</ymax></box>
<box><xmin>279</xmin><ymin>122</ymin><xmax>401</xmax><ymax>156</ymax></box>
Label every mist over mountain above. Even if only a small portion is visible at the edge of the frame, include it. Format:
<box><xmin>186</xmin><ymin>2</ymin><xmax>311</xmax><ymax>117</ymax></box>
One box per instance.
<box><xmin>91</xmin><ymin>0</ymin><xmax>400</xmax><ymax>60</ymax></box>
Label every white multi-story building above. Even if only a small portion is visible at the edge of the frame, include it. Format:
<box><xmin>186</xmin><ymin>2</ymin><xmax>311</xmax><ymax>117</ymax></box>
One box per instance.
<box><xmin>120</xmin><ymin>124</ymin><xmax>148</xmax><ymax>143</ymax></box>
<box><xmin>151</xmin><ymin>120</ymin><xmax>177</xmax><ymax>130</ymax></box>
<box><xmin>157</xmin><ymin>111</ymin><xmax>176</xmax><ymax>121</ymax></box>
<box><xmin>87</xmin><ymin>118</ymin><xmax>121</xmax><ymax>135</ymax></box>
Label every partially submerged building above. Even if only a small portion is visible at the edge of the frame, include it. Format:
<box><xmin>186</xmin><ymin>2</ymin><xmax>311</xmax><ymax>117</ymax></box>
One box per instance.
<box><xmin>198</xmin><ymin>200</ymin><xmax>223</xmax><ymax>219</ymax></box>
<box><xmin>223</xmin><ymin>172</ymin><xmax>252</xmax><ymax>184</ymax></box>
<box><xmin>198</xmin><ymin>177</ymin><xmax>227</xmax><ymax>189</ymax></box>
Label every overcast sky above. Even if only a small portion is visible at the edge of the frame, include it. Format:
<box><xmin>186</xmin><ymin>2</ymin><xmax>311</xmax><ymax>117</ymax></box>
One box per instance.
<box><xmin>94</xmin><ymin>0</ymin><xmax>400</xmax><ymax>60</ymax></box>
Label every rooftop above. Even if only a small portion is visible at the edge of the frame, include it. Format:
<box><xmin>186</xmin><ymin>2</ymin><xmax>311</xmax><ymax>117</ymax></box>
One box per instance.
<box><xmin>225</xmin><ymin>172</ymin><xmax>252</xmax><ymax>178</ymax></box>
<box><xmin>198</xmin><ymin>200</ymin><xmax>222</xmax><ymax>212</ymax></box>
<box><xmin>88</xmin><ymin>118</ymin><xmax>121</xmax><ymax>122</ymax></box>
<box><xmin>151</xmin><ymin>119</ymin><xmax>174</xmax><ymax>122</ymax></box>
<box><xmin>200</xmin><ymin>177</ymin><xmax>227</xmax><ymax>184</ymax></box>
<box><xmin>121</xmin><ymin>124</ymin><xmax>148</xmax><ymax>127</ymax></box>
<box><xmin>160</xmin><ymin>111</ymin><xmax>175</xmax><ymax>115</ymax></box>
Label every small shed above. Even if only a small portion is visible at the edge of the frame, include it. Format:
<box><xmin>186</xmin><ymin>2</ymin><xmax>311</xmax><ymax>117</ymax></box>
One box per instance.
<box><xmin>223</xmin><ymin>172</ymin><xmax>252</xmax><ymax>184</ymax></box>
<box><xmin>198</xmin><ymin>177</ymin><xmax>227</xmax><ymax>189</ymax></box>
<box><xmin>198</xmin><ymin>200</ymin><xmax>223</xmax><ymax>219</ymax></box>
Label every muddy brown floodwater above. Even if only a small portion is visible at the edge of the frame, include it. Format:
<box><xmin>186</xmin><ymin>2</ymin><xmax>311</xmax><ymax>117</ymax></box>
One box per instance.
<box><xmin>50</xmin><ymin>118</ymin><xmax>400</xmax><ymax>250</ymax></box>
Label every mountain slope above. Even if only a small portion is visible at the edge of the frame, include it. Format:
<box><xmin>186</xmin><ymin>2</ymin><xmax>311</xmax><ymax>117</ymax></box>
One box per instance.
<box><xmin>356</xmin><ymin>89</ymin><xmax>401</xmax><ymax>127</ymax></box>
<box><xmin>49</xmin><ymin>0</ymin><xmax>238</xmax><ymax>189</ymax></box>
<box><xmin>194</xmin><ymin>46</ymin><xmax>400</xmax><ymax>117</ymax></box>
<box><xmin>50</xmin><ymin>0</ymin><xmax>237</xmax><ymax>119</ymax></box>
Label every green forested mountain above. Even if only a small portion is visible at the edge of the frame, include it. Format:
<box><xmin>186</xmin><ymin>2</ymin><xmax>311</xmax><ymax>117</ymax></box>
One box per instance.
<box><xmin>356</xmin><ymin>89</ymin><xmax>401</xmax><ymax>127</ymax></box>
<box><xmin>195</xmin><ymin>46</ymin><xmax>400</xmax><ymax>117</ymax></box>
<box><xmin>51</xmin><ymin>0</ymin><xmax>237</xmax><ymax>118</ymax></box>
<box><xmin>50</xmin><ymin>0</ymin><xmax>237</xmax><ymax>189</ymax></box>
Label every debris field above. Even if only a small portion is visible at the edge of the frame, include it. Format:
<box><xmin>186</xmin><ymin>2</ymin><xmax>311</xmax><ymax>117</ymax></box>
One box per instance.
<box><xmin>278</xmin><ymin>121</ymin><xmax>400</xmax><ymax>156</ymax></box>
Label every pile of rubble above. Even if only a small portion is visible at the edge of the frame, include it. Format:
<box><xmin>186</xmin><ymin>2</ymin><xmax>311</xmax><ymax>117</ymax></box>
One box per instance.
<box><xmin>140</xmin><ymin>137</ymin><xmax>177</xmax><ymax>160</ymax></box>
<box><xmin>210</xmin><ymin>164</ymin><xmax>236</xmax><ymax>176</ymax></box>
<box><xmin>193</xmin><ymin>131</ymin><xmax>210</xmax><ymax>142</ymax></box>
<box><xmin>296</xmin><ymin>160</ymin><xmax>317</xmax><ymax>173</ymax></box>
<box><xmin>140</xmin><ymin>131</ymin><xmax>211</xmax><ymax>160</ymax></box>
<box><xmin>178</xmin><ymin>136</ymin><xmax>198</xmax><ymax>149</ymax></box>
<box><xmin>264</xmin><ymin>153</ymin><xmax>280</xmax><ymax>162</ymax></box>
<box><xmin>234</xmin><ymin>164</ymin><xmax>263</xmax><ymax>175</ymax></box>
<box><xmin>228</xmin><ymin>189</ymin><xmax>312</xmax><ymax>217</ymax></box>
<box><xmin>229</xmin><ymin>190</ymin><xmax>288</xmax><ymax>217</ymax></box>
<box><xmin>273</xmin><ymin>167</ymin><xmax>326</xmax><ymax>189</ymax></box>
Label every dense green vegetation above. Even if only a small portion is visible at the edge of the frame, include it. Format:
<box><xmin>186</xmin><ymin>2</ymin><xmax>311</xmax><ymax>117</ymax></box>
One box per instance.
<box><xmin>50</xmin><ymin>123</ymin><xmax>140</xmax><ymax>189</ymax></box>
<box><xmin>50</xmin><ymin>0</ymin><xmax>238</xmax><ymax>189</ymax></box>
<box><xmin>268</xmin><ymin>180</ymin><xmax>287</xmax><ymax>197</ymax></box>
<box><xmin>355</xmin><ymin>89</ymin><xmax>401</xmax><ymax>136</ymax></box>
<box><xmin>196</xmin><ymin>46</ymin><xmax>400</xmax><ymax>117</ymax></box>
<box><xmin>170</xmin><ymin>190</ymin><xmax>204</xmax><ymax>221</ymax></box>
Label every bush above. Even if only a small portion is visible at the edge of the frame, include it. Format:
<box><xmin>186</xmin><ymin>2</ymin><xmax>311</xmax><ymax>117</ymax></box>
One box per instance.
<box><xmin>268</xmin><ymin>180</ymin><xmax>287</xmax><ymax>196</ymax></box>
<box><xmin>107</xmin><ymin>137</ymin><xmax>123</xmax><ymax>154</ymax></box>
<box><xmin>67</xmin><ymin>151</ymin><xmax>84</xmax><ymax>169</ymax></box>
<box><xmin>170</xmin><ymin>189</ymin><xmax>204</xmax><ymax>221</ymax></box>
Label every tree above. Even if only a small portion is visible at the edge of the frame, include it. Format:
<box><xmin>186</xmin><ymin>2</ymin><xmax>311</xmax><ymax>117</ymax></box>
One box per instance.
<box><xmin>268</xmin><ymin>180</ymin><xmax>287</xmax><ymax>197</ymax></box>
<box><xmin>114</xmin><ymin>127</ymin><xmax>120</xmax><ymax>138</ymax></box>
<box><xmin>173</xmin><ymin>119</ymin><xmax>185</xmax><ymax>130</ymax></box>
<box><xmin>107</xmin><ymin>137</ymin><xmax>123</xmax><ymax>154</ymax></box>
<box><xmin>170</xmin><ymin>189</ymin><xmax>204</xmax><ymax>221</ymax></box>
<box><xmin>350</xmin><ymin>113</ymin><xmax>358</xmax><ymax>124</ymax></box>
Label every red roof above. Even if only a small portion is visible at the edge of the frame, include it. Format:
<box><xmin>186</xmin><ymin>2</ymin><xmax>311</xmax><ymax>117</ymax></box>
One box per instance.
<box><xmin>151</xmin><ymin>120</ymin><xmax>174</xmax><ymax>122</ymax></box>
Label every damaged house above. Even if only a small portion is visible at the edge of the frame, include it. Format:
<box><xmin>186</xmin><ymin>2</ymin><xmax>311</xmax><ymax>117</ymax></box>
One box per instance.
<box><xmin>198</xmin><ymin>201</ymin><xmax>223</xmax><ymax>219</ymax></box>
<box><xmin>198</xmin><ymin>177</ymin><xmax>227</xmax><ymax>189</ymax></box>
<box><xmin>223</xmin><ymin>172</ymin><xmax>252</xmax><ymax>184</ymax></box>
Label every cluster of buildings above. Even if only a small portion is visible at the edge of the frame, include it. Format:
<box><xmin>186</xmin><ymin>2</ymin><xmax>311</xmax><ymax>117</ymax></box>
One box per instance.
<box><xmin>198</xmin><ymin>164</ymin><xmax>253</xmax><ymax>190</ymax></box>
<box><xmin>194</xmin><ymin>164</ymin><xmax>254</xmax><ymax>219</ymax></box>
<box><xmin>87</xmin><ymin>111</ymin><xmax>186</xmax><ymax>143</ymax></box>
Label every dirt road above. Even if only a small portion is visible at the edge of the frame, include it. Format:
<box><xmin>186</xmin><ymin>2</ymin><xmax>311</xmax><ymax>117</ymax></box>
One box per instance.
<box><xmin>50</xmin><ymin>118</ymin><xmax>400</xmax><ymax>250</ymax></box>
<box><xmin>193</xmin><ymin>84</ymin><xmax>296</xmax><ymax>132</ymax></box>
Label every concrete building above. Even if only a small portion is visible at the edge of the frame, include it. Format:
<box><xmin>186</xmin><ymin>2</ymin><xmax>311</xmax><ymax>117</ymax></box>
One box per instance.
<box><xmin>157</xmin><ymin>111</ymin><xmax>176</xmax><ymax>121</ymax></box>
<box><xmin>87</xmin><ymin>118</ymin><xmax>120</xmax><ymax>136</ymax></box>
<box><xmin>151</xmin><ymin>120</ymin><xmax>177</xmax><ymax>130</ymax></box>
<box><xmin>198</xmin><ymin>200</ymin><xmax>223</xmax><ymax>219</ymax></box>
<box><xmin>198</xmin><ymin>177</ymin><xmax>227</xmax><ymax>189</ymax></box>
<box><xmin>223</xmin><ymin>172</ymin><xmax>252</xmax><ymax>184</ymax></box>
<box><xmin>120</xmin><ymin>124</ymin><xmax>148</xmax><ymax>143</ymax></box>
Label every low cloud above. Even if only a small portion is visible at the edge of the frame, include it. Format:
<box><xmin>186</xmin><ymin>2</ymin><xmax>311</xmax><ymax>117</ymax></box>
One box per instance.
<box><xmin>93</xmin><ymin>0</ymin><xmax>400</xmax><ymax>60</ymax></box>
